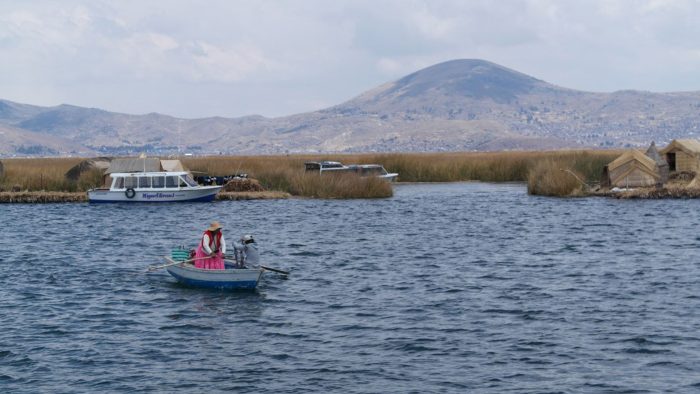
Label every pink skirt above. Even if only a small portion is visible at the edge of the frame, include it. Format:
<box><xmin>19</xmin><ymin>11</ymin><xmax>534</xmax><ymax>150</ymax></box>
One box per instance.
<box><xmin>194</xmin><ymin>244</ymin><xmax>225</xmax><ymax>270</ymax></box>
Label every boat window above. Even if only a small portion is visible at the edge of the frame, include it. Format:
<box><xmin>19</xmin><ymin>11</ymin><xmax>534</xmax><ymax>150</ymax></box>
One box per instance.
<box><xmin>113</xmin><ymin>177</ymin><xmax>125</xmax><ymax>189</ymax></box>
<box><xmin>166</xmin><ymin>176</ymin><xmax>178</xmax><ymax>188</ymax></box>
<box><xmin>124</xmin><ymin>177</ymin><xmax>138</xmax><ymax>189</ymax></box>
<box><xmin>152</xmin><ymin>176</ymin><xmax>165</xmax><ymax>188</ymax></box>
<box><xmin>322</xmin><ymin>162</ymin><xmax>344</xmax><ymax>169</ymax></box>
<box><xmin>305</xmin><ymin>162</ymin><xmax>321</xmax><ymax>172</ymax></box>
<box><xmin>139</xmin><ymin>176</ymin><xmax>151</xmax><ymax>188</ymax></box>
<box><xmin>181</xmin><ymin>175</ymin><xmax>198</xmax><ymax>187</ymax></box>
<box><xmin>363</xmin><ymin>167</ymin><xmax>384</xmax><ymax>176</ymax></box>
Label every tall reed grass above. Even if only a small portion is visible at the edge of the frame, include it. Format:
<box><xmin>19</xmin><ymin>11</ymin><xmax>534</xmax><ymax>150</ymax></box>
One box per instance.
<box><xmin>0</xmin><ymin>158</ymin><xmax>83</xmax><ymax>192</ymax></box>
<box><xmin>181</xmin><ymin>150</ymin><xmax>617</xmax><ymax>183</ymax></box>
<box><xmin>0</xmin><ymin>150</ymin><xmax>618</xmax><ymax>198</ymax></box>
<box><xmin>527</xmin><ymin>160</ymin><xmax>586</xmax><ymax>196</ymax></box>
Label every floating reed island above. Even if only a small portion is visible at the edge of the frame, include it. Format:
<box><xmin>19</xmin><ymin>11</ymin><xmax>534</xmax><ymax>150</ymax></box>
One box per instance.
<box><xmin>0</xmin><ymin>151</ymin><xmax>618</xmax><ymax>200</ymax></box>
<box><xmin>598</xmin><ymin>139</ymin><xmax>700</xmax><ymax>199</ymax></box>
<box><xmin>8</xmin><ymin>148</ymin><xmax>700</xmax><ymax>201</ymax></box>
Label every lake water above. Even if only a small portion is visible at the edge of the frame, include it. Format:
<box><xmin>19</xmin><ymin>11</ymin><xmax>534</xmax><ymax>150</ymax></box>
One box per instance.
<box><xmin>1</xmin><ymin>182</ymin><xmax>700</xmax><ymax>393</ymax></box>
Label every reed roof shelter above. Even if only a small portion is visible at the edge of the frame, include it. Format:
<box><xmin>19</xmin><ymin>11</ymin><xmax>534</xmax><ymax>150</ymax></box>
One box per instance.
<box><xmin>106</xmin><ymin>158</ymin><xmax>162</xmax><ymax>174</ymax></box>
<box><xmin>659</xmin><ymin>139</ymin><xmax>700</xmax><ymax>173</ymax></box>
<box><xmin>606</xmin><ymin>150</ymin><xmax>661</xmax><ymax>188</ymax></box>
<box><xmin>645</xmin><ymin>141</ymin><xmax>669</xmax><ymax>184</ymax></box>
<box><xmin>102</xmin><ymin>157</ymin><xmax>187</xmax><ymax>186</ymax></box>
<box><xmin>65</xmin><ymin>157</ymin><xmax>112</xmax><ymax>181</ymax></box>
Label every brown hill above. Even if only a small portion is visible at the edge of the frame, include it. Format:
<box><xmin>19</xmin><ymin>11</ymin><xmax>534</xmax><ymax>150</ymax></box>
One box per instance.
<box><xmin>2</xmin><ymin>59</ymin><xmax>700</xmax><ymax>156</ymax></box>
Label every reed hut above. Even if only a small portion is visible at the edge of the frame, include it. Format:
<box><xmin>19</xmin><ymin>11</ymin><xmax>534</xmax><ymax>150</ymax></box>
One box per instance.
<box><xmin>645</xmin><ymin>141</ymin><xmax>669</xmax><ymax>184</ymax></box>
<box><xmin>160</xmin><ymin>159</ymin><xmax>185</xmax><ymax>172</ymax></box>
<box><xmin>104</xmin><ymin>157</ymin><xmax>187</xmax><ymax>174</ymax></box>
<box><xmin>106</xmin><ymin>157</ymin><xmax>161</xmax><ymax>174</ymax></box>
<box><xmin>659</xmin><ymin>139</ymin><xmax>700</xmax><ymax>173</ymax></box>
<box><xmin>0</xmin><ymin>159</ymin><xmax>4</xmax><ymax>179</ymax></box>
<box><xmin>65</xmin><ymin>157</ymin><xmax>112</xmax><ymax>181</ymax></box>
<box><xmin>606</xmin><ymin>150</ymin><xmax>660</xmax><ymax>188</ymax></box>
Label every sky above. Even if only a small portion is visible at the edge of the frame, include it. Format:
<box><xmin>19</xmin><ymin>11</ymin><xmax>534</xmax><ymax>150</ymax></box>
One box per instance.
<box><xmin>1</xmin><ymin>0</ymin><xmax>700</xmax><ymax>119</ymax></box>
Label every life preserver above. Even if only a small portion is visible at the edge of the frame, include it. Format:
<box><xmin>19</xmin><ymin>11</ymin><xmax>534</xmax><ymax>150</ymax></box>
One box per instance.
<box><xmin>125</xmin><ymin>188</ymin><xmax>136</xmax><ymax>199</ymax></box>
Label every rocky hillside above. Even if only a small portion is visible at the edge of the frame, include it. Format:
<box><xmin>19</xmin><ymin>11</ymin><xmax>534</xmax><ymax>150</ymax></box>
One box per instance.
<box><xmin>2</xmin><ymin>59</ymin><xmax>700</xmax><ymax>156</ymax></box>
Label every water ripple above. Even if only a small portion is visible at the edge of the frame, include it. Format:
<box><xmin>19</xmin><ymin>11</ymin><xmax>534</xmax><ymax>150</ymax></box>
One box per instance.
<box><xmin>2</xmin><ymin>183</ymin><xmax>700</xmax><ymax>392</ymax></box>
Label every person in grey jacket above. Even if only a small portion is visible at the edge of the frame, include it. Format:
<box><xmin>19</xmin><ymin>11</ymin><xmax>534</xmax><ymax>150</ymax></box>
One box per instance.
<box><xmin>233</xmin><ymin>234</ymin><xmax>259</xmax><ymax>267</ymax></box>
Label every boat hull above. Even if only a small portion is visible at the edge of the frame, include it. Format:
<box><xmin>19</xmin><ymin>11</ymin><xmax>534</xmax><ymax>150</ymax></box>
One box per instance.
<box><xmin>166</xmin><ymin>263</ymin><xmax>263</xmax><ymax>290</ymax></box>
<box><xmin>88</xmin><ymin>186</ymin><xmax>221</xmax><ymax>203</ymax></box>
<box><xmin>379</xmin><ymin>173</ymin><xmax>399</xmax><ymax>182</ymax></box>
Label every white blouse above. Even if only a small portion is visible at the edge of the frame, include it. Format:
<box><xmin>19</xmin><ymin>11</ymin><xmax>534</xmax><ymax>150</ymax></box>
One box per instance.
<box><xmin>202</xmin><ymin>233</ymin><xmax>226</xmax><ymax>254</ymax></box>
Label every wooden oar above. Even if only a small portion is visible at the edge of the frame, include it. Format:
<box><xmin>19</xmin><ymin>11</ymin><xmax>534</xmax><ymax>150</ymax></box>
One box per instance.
<box><xmin>260</xmin><ymin>265</ymin><xmax>290</xmax><ymax>276</ymax></box>
<box><xmin>147</xmin><ymin>256</ymin><xmax>205</xmax><ymax>272</ymax></box>
<box><xmin>223</xmin><ymin>259</ymin><xmax>289</xmax><ymax>276</ymax></box>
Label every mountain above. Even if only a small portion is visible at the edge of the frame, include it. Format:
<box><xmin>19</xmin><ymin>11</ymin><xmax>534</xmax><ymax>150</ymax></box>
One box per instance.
<box><xmin>2</xmin><ymin>59</ymin><xmax>700</xmax><ymax>156</ymax></box>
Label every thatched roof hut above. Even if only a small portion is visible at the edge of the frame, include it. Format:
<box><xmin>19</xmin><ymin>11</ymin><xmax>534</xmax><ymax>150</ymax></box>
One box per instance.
<box><xmin>645</xmin><ymin>141</ymin><xmax>669</xmax><ymax>184</ymax></box>
<box><xmin>105</xmin><ymin>158</ymin><xmax>187</xmax><ymax>174</ymax></box>
<box><xmin>106</xmin><ymin>158</ymin><xmax>161</xmax><ymax>174</ymax></box>
<box><xmin>659</xmin><ymin>139</ymin><xmax>700</xmax><ymax>173</ymax></box>
<box><xmin>65</xmin><ymin>157</ymin><xmax>112</xmax><ymax>181</ymax></box>
<box><xmin>607</xmin><ymin>150</ymin><xmax>660</xmax><ymax>188</ymax></box>
<box><xmin>160</xmin><ymin>159</ymin><xmax>185</xmax><ymax>172</ymax></box>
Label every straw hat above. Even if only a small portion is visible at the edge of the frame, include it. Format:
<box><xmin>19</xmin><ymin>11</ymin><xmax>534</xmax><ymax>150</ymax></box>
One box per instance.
<box><xmin>207</xmin><ymin>221</ymin><xmax>223</xmax><ymax>231</ymax></box>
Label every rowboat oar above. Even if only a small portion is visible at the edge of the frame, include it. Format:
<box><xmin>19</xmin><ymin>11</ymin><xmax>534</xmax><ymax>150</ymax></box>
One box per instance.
<box><xmin>260</xmin><ymin>265</ymin><xmax>290</xmax><ymax>276</ymax></box>
<box><xmin>146</xmin><ymin>256</ymin><xmax>207</xmax><ymax>272</ymax></box>
<box><xmin>223</xmin><ymin>259</ymin><xmax>290</xmax><ymax>276</ymax></box>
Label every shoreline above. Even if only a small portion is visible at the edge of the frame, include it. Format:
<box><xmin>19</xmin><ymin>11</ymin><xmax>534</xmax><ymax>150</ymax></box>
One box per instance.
<box><xmin>0</xmin><ymin>191</ymin><xmax>291</xmax><ymax>203</ymax></box>
<box><xmin>6</xmin><ymin>184</ymin><xmax>700</xmax><ymax>203</ymax></box>
<box><xmin>588</xmin><ymin>185</ymin><xmax>700</xmax><ymax>199</ymax></box>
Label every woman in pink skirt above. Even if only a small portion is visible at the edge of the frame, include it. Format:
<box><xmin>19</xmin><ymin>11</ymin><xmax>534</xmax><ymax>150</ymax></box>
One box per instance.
<box><xmin>194</xmin><ymin>221</ymin><xmax>226</xmax><ymax>270</ymax></box>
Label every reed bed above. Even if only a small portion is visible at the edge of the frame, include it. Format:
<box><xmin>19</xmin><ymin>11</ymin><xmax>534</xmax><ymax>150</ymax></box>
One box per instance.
<box><xmin>0</xmin><ymin>150</ymin><xmax>618</xmax><ymax>199</ymax></box>
<box><xmin>0</xmin><ymin>158</ymin><xmax>83</xmax><ymax>192</ymax></box>
<box><xmin>527</xmin><ymin>160</ymin><xmax>586</xmax><ymax>197</ymax></box>
<box><xmin>182</xmin><ymin>150</ymin><xmax>617</xmax><ymax>181</ymax></box>
<box><xmin>290</xmin><ymin>172</ymin><xmax>393</xmax><ymax>199</ymax></box>
<box><xmin>614</xmin><ymin>185</ymin><xmax>700</xmax><ymax>199</ymax></box>
<box><xmin>0</xmin><ymin>192</ymin><xmax>86</xmax><ymax>203</ymax></box>
<box><xmin>183</xmin><ymin>156</ymin><xmax>393</xmax><ymax>198</ymax></box>
<box><xmin>217</xmin><ymin>191</ymin><xmax>291</xmax><ymax>200</ymax></box>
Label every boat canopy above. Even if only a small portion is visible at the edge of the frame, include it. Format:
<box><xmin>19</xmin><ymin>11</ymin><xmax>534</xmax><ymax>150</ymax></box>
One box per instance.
<box><xmin>109</xmin><ymin>171</ymin><xmax>198</xmax><ymax>189</ymax></box>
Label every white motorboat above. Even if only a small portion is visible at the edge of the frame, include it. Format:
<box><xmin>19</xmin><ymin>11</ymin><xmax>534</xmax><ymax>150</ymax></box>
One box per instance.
<box><xmin>304</xmin><ymin>161</ymin><xmax>398</xmax><ymax>181</ymax></box>
<box><xmin>87</xmin><ymin>171</ymin><xmax>222</xmax><ymax>203</ymax></box>
<box><xmin>346</xmin><ymin>164</ymin><xmax>399</xmax><ymax>182</ymax></box>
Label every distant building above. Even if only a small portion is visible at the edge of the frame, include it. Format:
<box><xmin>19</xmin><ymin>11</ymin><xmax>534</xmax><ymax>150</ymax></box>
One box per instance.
<box><xmin>64</xmin><ymin>157</ymin><xmax>112</xmax><ymax>181</ymax></box>
<box><xmin>106</xmin><ymin>158</ymin><xmax>161</xmax><ymax>174</ymax></box>
<box><xmin>659</xmin><ymin>139</ymin><xmax>700</xmax><ymax>173</ymax></box>
<box><xmin>605</xmin><ymin>150</ymin><xmax>661</xmax><ymax>188</ymax></box>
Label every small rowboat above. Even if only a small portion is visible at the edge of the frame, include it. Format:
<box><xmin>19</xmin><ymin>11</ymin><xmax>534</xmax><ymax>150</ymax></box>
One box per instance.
<box><xmin>164</xmin><ymin>257</ymin><xmax>264</xmax><ymax>290</ymax></box>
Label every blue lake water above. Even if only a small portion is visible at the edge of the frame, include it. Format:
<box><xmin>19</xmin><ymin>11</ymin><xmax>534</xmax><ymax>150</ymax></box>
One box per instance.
<box><xmin>1</xmin><ymin>182</ymin><xmax>700</xmax><ymax>393</ymax></box>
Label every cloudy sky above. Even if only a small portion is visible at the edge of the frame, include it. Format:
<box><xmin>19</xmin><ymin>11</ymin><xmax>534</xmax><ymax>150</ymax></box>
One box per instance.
<box><xmin>1</xmin><ymin>0</ymin><xmax>699</xmax><ymax>118</ymax></box>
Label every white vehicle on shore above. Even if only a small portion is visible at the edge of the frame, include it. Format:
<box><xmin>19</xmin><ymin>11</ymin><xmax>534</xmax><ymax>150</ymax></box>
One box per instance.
<box><xmin>87</xmin><ymin>171</ymin><xmax>222</xmax><ymax>203</ymax></box>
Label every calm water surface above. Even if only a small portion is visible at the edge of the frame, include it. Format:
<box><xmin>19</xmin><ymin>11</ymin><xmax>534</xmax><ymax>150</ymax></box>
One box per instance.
<box><xmin>1</xmin><ymin>183</ymin><xmax>700</xmax><ymax>393</ymax></box>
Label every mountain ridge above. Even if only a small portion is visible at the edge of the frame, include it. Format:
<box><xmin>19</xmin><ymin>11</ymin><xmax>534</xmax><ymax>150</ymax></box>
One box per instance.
<box><xmin>2</xmin><ymin>59</ymin><xmax>700</xmax><ymax>156</ymax></box>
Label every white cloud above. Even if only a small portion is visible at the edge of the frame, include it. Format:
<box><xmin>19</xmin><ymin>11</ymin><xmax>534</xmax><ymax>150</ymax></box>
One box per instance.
<box><xmin>1</xmin><ymin>0</ymin><xmax>700</xmax><ymax>117</ymax></box>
